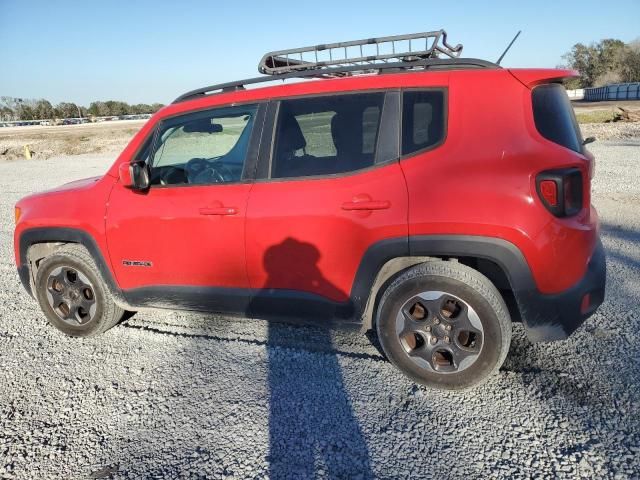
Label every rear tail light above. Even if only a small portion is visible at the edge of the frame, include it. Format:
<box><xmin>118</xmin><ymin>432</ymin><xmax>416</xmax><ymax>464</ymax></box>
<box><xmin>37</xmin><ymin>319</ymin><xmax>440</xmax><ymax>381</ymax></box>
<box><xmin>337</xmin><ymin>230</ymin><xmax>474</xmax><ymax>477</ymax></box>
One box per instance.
<box><xmin>539</xmin><ymin>180</ymin><xmax>558</xmax><ymax>207</ymax></box>
<box><xmin>536</xmin><ymin>168</ymin><xmax>583</xmax><ymax>217</ymax></box>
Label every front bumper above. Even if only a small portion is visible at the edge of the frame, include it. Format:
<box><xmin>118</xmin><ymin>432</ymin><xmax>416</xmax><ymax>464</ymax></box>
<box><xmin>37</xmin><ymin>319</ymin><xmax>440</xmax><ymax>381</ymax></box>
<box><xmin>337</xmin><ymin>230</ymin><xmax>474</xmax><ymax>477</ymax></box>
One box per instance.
<box><xmin>517</xmin><ymin>239</ymin><xmax>606</xmax><ymax>342</ymax></box>
<box><xmin>18</xmin><ymin>264</ymin><xmax>33</xmax><ymax>297</ymax></box>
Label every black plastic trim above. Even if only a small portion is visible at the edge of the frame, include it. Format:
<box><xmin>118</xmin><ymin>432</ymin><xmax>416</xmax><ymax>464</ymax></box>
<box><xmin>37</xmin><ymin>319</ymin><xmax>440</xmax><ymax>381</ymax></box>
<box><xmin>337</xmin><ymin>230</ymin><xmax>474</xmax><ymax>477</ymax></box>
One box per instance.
<box><xmin>512</xmin><ymin>239</ymin><xmax>606</xmax><ymax>342</ymax></box>
<box><xmin>173</xmin><ymin>58</ymin><xmax>499</xmax><ymax>103</ymax></box>
<box><xmin>410</xmin><ymin>235</ymin><xmax>536</xmax><ymax>291</ymax></box>
<box><xmin>375</xmin><ymin>90</ymin><xmax>400</xmax><ymax>164</ymax></box>
<box><xmin>535</xmin><ymin>167</ymin><xmax>583</xmax><ymax>218</ymax></box>
<box><xmin>18</xmin><ymin>264</ymin><xmax>31</xmax><ymax>296</ymax></box>
<box><xmin>17</xmin><ymin>227</ymin><xmax>121</xmax><ymax>296</ymax></box>
<box><xmin>17</xmin><ymin>229</ymin><xmax>605</xmax><ymax>342</ymax></box>
<box><xmin>410</xmin><ymin>235</ymin><xmax>605</xmax><ymax>342</ymax></box>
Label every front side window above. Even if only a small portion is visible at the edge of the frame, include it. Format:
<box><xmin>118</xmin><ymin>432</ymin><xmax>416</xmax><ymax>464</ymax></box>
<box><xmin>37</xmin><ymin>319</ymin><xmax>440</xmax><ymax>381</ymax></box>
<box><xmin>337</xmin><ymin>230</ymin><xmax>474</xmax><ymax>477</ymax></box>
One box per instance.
<box><xmin>271</xmin><ymin>93</ymin><xmax>384</xmax><ymax>179</ymax></box>
<box><xmin>149</xmin><ymin>104</ymin><xmax>258</xmax><ymax>186</ymax></box>
<box><xmin>402</xmin><ymin>90</ymin><xmax>446</xmax><ymax>156</ymax></box>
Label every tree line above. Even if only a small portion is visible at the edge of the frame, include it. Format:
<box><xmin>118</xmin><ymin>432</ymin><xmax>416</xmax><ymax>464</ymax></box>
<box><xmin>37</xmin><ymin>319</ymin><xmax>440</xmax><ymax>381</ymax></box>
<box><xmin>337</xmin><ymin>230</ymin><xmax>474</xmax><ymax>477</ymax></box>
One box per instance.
<box><xmin>562</xmin><ymin>38</ymin><xmax>640</xmax><ymax>89</ymax></box>
<box><xmin>0</xmin><ymin>96</ymin><xmax>164</xmax><ymax>121</ymax></box>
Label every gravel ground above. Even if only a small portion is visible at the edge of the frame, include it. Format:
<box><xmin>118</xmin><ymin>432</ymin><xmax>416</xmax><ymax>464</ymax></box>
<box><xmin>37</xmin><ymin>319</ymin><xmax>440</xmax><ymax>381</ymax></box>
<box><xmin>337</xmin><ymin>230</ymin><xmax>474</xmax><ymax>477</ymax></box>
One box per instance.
<box><xmin>0</xmin><ymin>144</ymin><xmax>639</xmax><ymax>479</ymax></box>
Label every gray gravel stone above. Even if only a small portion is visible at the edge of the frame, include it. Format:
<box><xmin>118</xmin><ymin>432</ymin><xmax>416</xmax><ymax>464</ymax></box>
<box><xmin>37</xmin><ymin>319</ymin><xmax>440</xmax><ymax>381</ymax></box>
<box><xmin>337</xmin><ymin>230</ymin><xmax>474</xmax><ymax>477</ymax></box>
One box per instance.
<box><xmin>0</xmin><ymin>142</ymin><xmax>638</xmax><ymax>478</ymax></box>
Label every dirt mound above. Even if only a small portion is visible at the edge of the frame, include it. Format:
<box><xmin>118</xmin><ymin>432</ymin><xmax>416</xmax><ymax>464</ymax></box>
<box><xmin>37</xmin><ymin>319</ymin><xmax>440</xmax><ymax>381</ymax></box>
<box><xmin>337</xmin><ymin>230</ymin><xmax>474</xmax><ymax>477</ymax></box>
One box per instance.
<box><xmin>0</xmin><ymin>121</ymin><xmax>143</xmax><ymax>161</ymax></box>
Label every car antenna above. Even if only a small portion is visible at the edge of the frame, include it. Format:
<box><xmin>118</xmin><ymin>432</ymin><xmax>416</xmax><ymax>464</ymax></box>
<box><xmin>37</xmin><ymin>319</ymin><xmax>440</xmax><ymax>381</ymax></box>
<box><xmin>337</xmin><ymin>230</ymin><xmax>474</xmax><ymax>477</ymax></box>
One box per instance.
<box><xmin>496</xmin><ymin>30</ymin><xmax>522</xmax><ymax>65</ymax></box>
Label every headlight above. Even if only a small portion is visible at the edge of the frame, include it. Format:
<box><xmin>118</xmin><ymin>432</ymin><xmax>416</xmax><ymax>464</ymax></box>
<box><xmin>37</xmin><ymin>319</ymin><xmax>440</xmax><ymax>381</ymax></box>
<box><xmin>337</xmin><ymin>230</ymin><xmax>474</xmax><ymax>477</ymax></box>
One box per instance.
<box><xmin>14</xmin><ymin>206</ymin><xmax>22</xmax><ymax>225</ymax></box>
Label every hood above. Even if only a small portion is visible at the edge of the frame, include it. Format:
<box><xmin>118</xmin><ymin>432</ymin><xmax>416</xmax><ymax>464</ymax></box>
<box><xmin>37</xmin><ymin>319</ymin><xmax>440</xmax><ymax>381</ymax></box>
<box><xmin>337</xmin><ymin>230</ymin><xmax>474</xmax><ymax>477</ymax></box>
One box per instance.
<box><xmin>46</xmin><ymin>175</ymin><xmax>103</xmax><ymax>194</ymax></box>
<box><xmin>16</xmin><ymin>175</ymin><xmax>106</xmax><ymax>207</ymax></box>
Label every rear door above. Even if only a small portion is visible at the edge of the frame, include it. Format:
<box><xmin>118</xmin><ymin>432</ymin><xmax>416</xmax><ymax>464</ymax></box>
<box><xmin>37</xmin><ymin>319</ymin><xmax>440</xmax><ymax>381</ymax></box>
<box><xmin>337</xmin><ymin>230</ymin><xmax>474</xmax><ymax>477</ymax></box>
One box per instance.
<box><xmin>245</xmin><ymin>91</ymin><xmax>408</xmax><ymax>322</ymax></box>
<box><xmin>106</xmin><ymin>103</ymin><xmax>265</xmax><ymax>313</ymax></box>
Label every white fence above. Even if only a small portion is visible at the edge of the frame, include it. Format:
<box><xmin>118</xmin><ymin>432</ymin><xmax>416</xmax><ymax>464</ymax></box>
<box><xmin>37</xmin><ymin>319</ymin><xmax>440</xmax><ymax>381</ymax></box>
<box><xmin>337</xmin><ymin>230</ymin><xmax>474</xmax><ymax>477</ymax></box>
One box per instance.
<box><xmin>566</xmin><ymin>88</ymin><xmax>585</xmax><ymax>100</ymax></box>
<box><xmin>583</xmin><ymin>83</ymin><xmax>640</xmax><ymax>101</ymax></box>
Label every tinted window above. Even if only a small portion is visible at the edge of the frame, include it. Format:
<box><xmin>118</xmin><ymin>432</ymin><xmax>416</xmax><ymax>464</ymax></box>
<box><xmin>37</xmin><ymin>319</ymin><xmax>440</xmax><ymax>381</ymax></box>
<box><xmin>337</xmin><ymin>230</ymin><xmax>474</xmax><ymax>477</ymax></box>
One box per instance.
<box><xmin>272</xmin><ymin>93</ymin><xmax>384</xmax><ymax>179</ymax></box>
<box><xmin>532</xmin><ymin>84</ymin><xmax>582</xmax><ymax>153</ymax></box>
<box><xmin>150</xmin><ymin>104</ymin><xmax>258</xmax><ymax>186</ymax></box>
<box><xmin>402</xmin><ymin>90</ymin><xmax>445</xmax><ymax>156</ymax></box>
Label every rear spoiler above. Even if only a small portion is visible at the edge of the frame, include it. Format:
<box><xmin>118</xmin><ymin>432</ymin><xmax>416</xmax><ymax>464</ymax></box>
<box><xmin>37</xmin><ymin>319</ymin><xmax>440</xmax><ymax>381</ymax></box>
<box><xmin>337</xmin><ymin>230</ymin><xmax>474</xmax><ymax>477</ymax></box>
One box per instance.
<box><xmin>508</xmin><ymin>68</ymin><xmax>579</xmax><ymax>89</ymax></box>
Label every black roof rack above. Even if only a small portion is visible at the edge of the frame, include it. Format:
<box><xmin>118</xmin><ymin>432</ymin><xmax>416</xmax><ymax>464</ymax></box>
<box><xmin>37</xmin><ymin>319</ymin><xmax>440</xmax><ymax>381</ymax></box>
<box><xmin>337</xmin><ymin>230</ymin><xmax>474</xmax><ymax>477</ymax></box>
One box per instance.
<box><xmin>258</xmin><ymin>30</ymin><xmax>462</xmax><ymax>75</ymax></box>
<box><xmin>174</xmin><ymin>30</ymin><xmax>499</xmax><ymax>103</ymax></box>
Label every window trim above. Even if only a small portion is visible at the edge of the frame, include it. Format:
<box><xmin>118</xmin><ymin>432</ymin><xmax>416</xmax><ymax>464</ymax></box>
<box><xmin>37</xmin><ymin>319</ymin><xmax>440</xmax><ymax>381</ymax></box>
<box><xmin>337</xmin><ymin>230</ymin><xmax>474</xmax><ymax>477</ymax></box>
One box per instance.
<box><xmin>143</xmin><ymin>102</ymin><xmax>266</xmax><ymax>189</ymax></box>
<box><xmin>399</xmin><ymin>87</ymin><xmax>448</xmax><ymax>161</ymax></box>
<box><xmin>261</xmin><ymin>90</ymin><xmax>395</xmax><ymax>183</ymax></box>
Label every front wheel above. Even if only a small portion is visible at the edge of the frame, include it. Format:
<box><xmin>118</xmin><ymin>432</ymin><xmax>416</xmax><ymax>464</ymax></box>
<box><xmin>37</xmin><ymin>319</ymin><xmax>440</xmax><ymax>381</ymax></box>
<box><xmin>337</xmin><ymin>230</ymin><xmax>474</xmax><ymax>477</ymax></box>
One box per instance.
<box><xmin>376</xmin><ymin>260</ymin><xmax>511</xmax><ymax>390</ymax></box>
<box><xmin>34</xmin><ymin>244</ymin><xmax>125</xmax><ymax>337</ymax></box>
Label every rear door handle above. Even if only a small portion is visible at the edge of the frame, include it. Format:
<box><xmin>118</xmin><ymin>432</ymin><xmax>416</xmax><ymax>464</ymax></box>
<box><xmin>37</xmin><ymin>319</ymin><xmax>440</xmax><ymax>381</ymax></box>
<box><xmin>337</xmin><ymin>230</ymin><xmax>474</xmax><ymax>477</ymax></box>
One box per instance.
<box><xmin>199</xmin><ymin>206</ymin><xmax>238</xmax><ymax>215</ymax></box>
<box><xmin>341</xmin><ymin>196</ymin><xmax>391</xmax><ymax>211</ymax></box>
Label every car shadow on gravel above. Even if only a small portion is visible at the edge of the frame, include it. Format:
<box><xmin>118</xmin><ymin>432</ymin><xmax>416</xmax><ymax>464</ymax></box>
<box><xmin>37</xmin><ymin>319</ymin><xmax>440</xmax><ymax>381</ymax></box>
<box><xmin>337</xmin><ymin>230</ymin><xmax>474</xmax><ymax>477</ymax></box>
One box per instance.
<box><xmin>600</xmin><ymin>223</ymin><xmax>640</xmax><ymax>270</ymax></box>
<box><xmin>252</xmin><ymin>238</ymin><xmax>375</xmax><ymax>479</ymax></box>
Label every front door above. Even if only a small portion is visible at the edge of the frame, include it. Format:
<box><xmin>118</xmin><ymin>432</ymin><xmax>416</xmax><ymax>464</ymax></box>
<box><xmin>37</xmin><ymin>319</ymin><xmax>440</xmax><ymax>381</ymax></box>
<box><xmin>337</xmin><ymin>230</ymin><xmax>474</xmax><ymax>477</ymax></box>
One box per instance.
<box><xmin>245</xmin><ymin>92</ymin><xmax>408</xmax><ymax>322</ymax></box>
<box><xmin>106</xmin><ymin>103</ymin><xmax>264</xmax><ymax>313</ymax></box>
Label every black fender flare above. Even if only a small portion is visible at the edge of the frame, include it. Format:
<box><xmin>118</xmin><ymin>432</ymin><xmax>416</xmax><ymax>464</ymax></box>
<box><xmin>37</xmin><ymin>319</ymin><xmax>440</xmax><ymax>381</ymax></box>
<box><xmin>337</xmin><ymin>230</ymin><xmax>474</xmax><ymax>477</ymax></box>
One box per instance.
<box><xmin>353</xmin><ymin>235</ymin><xmax>536</xmax><ymax>330</ymax></box>
<box><xmin>17</xmin><ymin>227</ymin><xmax>121</xmax><ymax>298</ymax></box>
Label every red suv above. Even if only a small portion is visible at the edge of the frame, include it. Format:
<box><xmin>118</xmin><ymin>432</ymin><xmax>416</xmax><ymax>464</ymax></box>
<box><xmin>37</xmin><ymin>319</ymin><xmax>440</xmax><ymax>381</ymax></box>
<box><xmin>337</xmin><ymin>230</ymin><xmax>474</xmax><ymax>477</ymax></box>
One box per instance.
<box><xmin>13</xmin><ymin>31</ymin><xmax>605</xmax><ymax>389</ymax></box>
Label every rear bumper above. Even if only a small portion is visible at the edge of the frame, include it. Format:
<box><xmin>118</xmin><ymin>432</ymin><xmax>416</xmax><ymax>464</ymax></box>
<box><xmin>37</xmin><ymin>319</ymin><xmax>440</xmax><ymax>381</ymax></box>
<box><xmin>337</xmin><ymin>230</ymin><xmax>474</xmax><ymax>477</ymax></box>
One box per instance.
<box><xmin>517</xmin><ymin>238</ymin><xmax>606</xmax><ymax>342</ymax></box>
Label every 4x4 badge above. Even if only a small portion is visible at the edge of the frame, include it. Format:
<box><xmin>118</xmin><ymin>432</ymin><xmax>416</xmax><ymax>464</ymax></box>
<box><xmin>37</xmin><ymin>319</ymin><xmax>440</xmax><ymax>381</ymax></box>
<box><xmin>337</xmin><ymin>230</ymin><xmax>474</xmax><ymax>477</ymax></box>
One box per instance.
<box><xmin>122</xmin><ymin>260</ymin><xmax>152</xmax><ymax>267</ymax></box>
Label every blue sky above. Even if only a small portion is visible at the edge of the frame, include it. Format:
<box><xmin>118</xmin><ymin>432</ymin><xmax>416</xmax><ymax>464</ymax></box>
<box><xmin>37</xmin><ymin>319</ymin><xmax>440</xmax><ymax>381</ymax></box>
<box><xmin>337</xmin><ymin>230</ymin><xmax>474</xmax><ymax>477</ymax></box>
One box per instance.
<box><xmin>1</xmin><ymin>0</ymin><xmax>638</xmax><ymax>106</ymax></box>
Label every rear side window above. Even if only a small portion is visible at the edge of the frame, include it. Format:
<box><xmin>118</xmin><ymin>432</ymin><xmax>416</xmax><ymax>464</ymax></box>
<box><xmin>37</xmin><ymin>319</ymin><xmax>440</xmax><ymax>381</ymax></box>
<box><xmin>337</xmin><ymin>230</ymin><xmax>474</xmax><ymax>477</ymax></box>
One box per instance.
<box><xmin>271</xmin><ymin>93</ymin><xmax>384</xmax><ymax>179</ymax></box>
<box><xmin>402</xmin><ymin>90</ymin><xmax>445</xmax><ymax>156</ymax></box>
<box><xmin>532</xmin><ymin>84</ymin><xmax>583</xmax><ymax>153</ymax></box>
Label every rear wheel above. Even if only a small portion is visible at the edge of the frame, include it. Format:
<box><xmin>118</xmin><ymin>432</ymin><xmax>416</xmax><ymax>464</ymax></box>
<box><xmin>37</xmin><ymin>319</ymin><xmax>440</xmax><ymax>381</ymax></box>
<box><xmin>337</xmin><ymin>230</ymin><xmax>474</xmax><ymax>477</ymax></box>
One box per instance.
<box><xmin>34</xmin><ymin>244</ymin><xmax>125</xmax><ymax>337</ymax></box>
<box><xmin>376</xmin><ymin>260</ymin><xmax>511</xmax><ymax>390</ymax></box>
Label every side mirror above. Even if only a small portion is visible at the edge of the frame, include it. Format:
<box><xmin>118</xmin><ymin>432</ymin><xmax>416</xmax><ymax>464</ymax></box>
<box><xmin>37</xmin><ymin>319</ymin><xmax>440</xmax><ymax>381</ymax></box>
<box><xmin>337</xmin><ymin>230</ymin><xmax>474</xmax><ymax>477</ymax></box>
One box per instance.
<box><xmin>119</xmin><ymin>161</ymin><xmax>150</xmax><ymax>190</ymax></box>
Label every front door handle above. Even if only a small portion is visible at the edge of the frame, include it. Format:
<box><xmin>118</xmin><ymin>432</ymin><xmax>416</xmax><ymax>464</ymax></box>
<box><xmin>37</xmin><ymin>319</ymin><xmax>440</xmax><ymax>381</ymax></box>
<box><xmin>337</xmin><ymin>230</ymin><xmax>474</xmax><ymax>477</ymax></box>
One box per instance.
<box><xmin>341</xmin><ymin>194</ymin><xmax>391</xmax><ymax>211</ymax></box>
<box><xmin>199</xmin><ymin>206</ymin><xmax>238</xmax><ymax>215</ymax></box>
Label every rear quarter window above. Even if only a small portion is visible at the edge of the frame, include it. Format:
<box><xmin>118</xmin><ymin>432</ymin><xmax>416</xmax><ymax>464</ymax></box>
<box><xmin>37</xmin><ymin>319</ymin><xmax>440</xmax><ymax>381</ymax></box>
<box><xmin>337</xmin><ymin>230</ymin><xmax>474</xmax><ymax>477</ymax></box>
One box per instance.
<box><xmin>532</xmin><ymin>84</ymin><xmax>583</xmax><ymax>153</ymax></box>
<box><xmin>402</xmin><ymin>90</ymin><xmax>446</xmax><ymax>156</ymax></box>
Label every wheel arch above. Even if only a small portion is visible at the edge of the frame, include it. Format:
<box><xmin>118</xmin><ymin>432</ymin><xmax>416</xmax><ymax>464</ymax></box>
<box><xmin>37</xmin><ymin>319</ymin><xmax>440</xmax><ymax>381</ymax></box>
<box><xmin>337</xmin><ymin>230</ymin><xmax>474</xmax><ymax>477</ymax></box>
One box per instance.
<box><xmin>356</xmin><ymin>235</ymin><xmax>534</xmax><ymax>330</ymax></box>
<box><xmin>18</xmin><ymin>227</ymin><xmax>119</xmax><ymax>298</ymax></box>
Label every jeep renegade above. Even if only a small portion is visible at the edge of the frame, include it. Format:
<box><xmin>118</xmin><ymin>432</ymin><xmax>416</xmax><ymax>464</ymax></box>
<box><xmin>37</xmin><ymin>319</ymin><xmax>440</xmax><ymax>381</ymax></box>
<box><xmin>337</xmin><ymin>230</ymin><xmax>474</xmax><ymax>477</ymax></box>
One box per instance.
<box><xmin>14</xmin><ymin>31</ymin><xmax>606</xmax><ymax>389</ymax></box>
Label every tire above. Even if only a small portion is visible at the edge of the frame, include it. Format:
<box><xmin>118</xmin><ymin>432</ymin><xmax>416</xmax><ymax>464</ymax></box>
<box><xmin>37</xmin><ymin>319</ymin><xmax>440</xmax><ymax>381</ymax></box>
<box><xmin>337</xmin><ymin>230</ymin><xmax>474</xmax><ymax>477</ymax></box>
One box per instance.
<box><xmin>34</xmin><ymin>244</ymin><xmax>125</xmax><ymax>337</ymax></box>
<box><xmin>376</xmin><ymin>260</ymin><xmax>511</xmax><ymax>390</ymax></box>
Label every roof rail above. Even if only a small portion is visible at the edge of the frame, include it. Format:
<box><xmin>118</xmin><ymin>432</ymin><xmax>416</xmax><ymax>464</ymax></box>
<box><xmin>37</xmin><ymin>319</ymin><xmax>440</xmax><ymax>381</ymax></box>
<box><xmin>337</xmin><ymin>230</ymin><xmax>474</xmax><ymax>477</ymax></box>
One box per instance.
<box><xmin>173</xmin><ymin>58</ymin><xmax>497</xmax><ymax>103</ymax></box>
<box><xmin>258</xmin><ymin>30</ymin><xmax>462</xmax><ymax>76</ymax></box>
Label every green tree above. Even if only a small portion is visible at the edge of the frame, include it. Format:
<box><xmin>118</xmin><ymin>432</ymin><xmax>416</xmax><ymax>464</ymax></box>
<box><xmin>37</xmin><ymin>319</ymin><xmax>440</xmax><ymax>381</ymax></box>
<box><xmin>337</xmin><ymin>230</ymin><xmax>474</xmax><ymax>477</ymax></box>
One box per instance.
<box><xmin>88</xmin><ymin>101</ymin><xmax>108</xmax><ymax>117</ymax></box>
<box><xmin>562</xmin><ymin>38</ymin><xmax>630</xmax><ymax>88</ymax></box>
<box><xmin>619</xmin><ymin>39</ymin><xmax>640</xmax><ymax>83</ymax></box>
<box><xmin>16</xmin><ymin>102</ymin><xmax>35</xmax><ymax>120</ymax></box>
<box><xmin>0</xmin><ymin>106</ymin><xmax>13</xmax><ymax>121</ymax></box>
<box><xmin>55</xmin><ymin>102</ymin><xmax>81</xmax><ymax>119</ymax></box>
